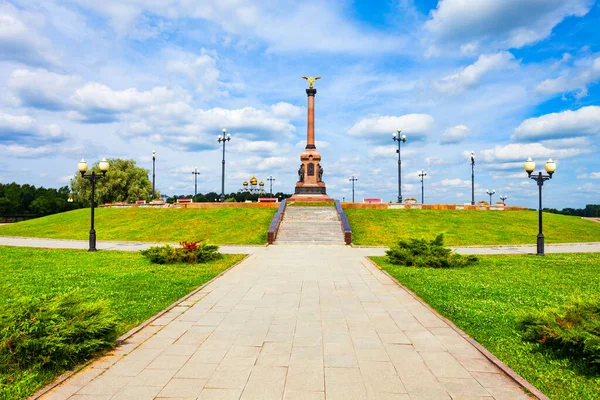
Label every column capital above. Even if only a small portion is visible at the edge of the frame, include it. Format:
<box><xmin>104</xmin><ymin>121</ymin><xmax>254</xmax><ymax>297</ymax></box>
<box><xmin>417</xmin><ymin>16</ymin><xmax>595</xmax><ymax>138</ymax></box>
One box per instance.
<box><xmin>306</xmin><ymin>88</ymin><xmax>317</xmax><ymax>97</ymax></box>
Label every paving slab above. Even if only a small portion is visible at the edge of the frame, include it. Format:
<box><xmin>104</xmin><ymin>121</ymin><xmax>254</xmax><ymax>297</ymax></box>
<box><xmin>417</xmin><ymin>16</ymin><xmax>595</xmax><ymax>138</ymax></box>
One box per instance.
<box><xmin>40</xmin><ymin>245</ymin><xmax>535</xmax><ymax>400</ymax></box>
<box><xmin>1</xmin><ymin>236</ymin><xmax>599</xmax><ymax>255</ymax></box>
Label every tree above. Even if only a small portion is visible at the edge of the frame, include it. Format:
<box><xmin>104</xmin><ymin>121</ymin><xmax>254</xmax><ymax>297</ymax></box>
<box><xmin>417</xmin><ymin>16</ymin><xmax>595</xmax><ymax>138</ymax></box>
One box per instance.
<box><xmin>70</xmin><ymin>159</ymin><xmax>156</xmax><ymax>206</ymax></box>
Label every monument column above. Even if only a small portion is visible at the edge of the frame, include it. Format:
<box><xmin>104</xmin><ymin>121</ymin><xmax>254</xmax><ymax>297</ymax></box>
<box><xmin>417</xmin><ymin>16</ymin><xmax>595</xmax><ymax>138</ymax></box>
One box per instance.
<box><xmin>306</xmin><ymin>89</ymin><xmax>316</xmax><ymax>149</ymax></box>
<box><xmin>291</xmin><ymin>76</ymin><xmax>331</xmax><ymax>201</ymax></box>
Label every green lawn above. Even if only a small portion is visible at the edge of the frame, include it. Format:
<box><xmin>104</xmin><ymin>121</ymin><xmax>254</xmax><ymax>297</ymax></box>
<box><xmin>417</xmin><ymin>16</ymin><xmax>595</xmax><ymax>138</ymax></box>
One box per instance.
<box><xmin>371</xmin><ymin>253</ymin><xmax>600</xmax><ymax>399</ymax></box>
<box><xmin>0</xmin><ymin>207</ymin><xmax>276</xmax><ymax>244</ymax></box>
<box><xmin>0</xmin><ymin>246</ymin><xmax>245</xmax><ymax>399</ymax></box>
<box><xmin>347</xmin><ymin>209</ymin><xmax>600</xmax><ymax>246</ymax></box>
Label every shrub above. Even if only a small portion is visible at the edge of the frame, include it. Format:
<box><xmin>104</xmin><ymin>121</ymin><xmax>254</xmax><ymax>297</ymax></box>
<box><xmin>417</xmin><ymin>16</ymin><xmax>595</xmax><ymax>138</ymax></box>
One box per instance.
<box><xmin>520</xmin><ymin>301</ymin><xmax>600</xmax><ymax>369</ymax></box>
<box><xmin>141</xmin><ymin>240</ymin><xmax>221</xmax><ymax>264</ymax></box>
<box><xmin>385</xmin><ymin>234</ymin><xmax>477</xmax><ymax>268</ymax></box>
<box><xmin>0</xmin><ymin>291</ymin><xmax>118</xmax><ymax>375</ymax></box>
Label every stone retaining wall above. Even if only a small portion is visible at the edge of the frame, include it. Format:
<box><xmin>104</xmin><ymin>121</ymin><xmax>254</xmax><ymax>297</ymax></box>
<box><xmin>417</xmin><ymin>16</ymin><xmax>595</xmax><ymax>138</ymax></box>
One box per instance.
<box><xmin>341</xmin><ymin>203</ymin><xmax>527</xmax><ymax>211</ymax></box>
<box><xmin>181</xmin><ymin>202</ymin><xmax>280</xmax><ymax>209</ymax></box>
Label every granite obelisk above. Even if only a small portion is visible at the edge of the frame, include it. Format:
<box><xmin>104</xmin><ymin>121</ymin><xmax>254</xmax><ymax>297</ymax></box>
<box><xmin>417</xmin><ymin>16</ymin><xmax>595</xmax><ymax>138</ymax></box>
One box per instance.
<box><xmin>292</xmin><ymin>76</ymin><xmax>330</xmax><ymax>201</ymax></box>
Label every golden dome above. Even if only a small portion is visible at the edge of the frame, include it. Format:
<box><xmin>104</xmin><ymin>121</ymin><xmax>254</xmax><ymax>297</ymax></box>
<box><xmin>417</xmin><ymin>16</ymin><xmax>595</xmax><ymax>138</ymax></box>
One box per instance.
<box><xmin>250</xmin><ymin>176</ymin><xmax>258</xmax><ymax>185</ymax></box>
<box><xmin>259</xmin><ymin>181</ymin><xmax>264</xmax><ymax>186</ymax></box>
<box><xmin>243</xmin><ymin>181</ymin><xmax>248</xmax><ymax>186</ymax></box>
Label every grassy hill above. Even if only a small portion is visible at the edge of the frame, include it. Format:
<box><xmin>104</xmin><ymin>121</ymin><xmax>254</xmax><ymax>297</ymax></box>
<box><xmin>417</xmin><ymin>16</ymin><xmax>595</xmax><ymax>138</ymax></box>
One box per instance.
<box><xmin>0</xmin><ymin>207</ymin><xmax>276</xmax><ymax>245</ymax></box>
<box><xmin>346</xmin><ymin>209</ymin><xmax>600</xmax><ymax>246</ymax></box>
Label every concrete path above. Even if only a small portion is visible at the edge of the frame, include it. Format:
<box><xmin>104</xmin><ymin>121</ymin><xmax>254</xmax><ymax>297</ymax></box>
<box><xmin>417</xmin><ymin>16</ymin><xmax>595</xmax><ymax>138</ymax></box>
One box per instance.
<box><xmin>41</xmin><ymin>245</ymin><xmax>532</xmax><ymax>400</ymax></box>
<box><xmin>1</xmin><ymin>236</ymin><xmax>600</xmax><ymax>255</ymax></box>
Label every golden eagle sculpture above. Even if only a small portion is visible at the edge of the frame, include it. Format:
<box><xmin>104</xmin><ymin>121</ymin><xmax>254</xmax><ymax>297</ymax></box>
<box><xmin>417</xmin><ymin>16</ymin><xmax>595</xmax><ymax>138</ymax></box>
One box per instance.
<box><xmin>302</xmin><ymin>76</ymin><xmax>321</xmax><ymax>89</ymax></box>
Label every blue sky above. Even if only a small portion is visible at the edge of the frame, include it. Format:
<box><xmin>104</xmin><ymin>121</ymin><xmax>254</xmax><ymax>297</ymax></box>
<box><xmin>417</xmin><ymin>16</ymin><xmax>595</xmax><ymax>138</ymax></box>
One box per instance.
<box><xmin>0</xmin><ymin>0</ymin><xmax>599</xmax><ymax>208</ymax></box>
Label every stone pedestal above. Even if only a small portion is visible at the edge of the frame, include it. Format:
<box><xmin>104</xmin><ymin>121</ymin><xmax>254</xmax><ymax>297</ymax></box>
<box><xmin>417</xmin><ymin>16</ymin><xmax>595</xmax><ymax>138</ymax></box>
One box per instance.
<box><xmin>291</xmin><ymin>87</ymin><xmax>331</xmax><ymax>202</ymax></box>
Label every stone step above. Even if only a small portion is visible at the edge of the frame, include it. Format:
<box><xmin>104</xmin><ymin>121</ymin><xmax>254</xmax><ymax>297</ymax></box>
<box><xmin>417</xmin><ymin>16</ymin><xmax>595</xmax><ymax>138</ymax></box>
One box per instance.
<box><xmin>275</xmin><ymin>206</ymin><xmax>345</xmax><ymax>245</ymax></box>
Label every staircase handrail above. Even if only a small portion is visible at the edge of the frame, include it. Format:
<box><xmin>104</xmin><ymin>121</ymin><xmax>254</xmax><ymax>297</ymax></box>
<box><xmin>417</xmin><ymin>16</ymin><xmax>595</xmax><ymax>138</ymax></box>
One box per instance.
<box><xmin>334</xmin><ymin>200</ymin><xmax>352</xmax><ymax>245</ymax></box>
<box><xmin>267</xmin><ymin>199</ymin><xmax>287</xmax><ymax>244</ymax></box>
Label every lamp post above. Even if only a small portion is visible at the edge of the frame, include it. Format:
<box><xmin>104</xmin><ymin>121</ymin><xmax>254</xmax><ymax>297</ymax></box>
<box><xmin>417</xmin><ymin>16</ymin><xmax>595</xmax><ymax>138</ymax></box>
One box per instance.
<box><xmin>470</xmin><ymin>151</ymin><xmax>475</xmax><ymax>205</ymax></box>
<box><xmin>78</xmin><ymin>158</ymin><xmax>110</xmax><ymax>252</ymax></box>
<box><xmin>500</xmin><ymin>195</ymin><xmax>508</xmax><ymax>205</ymax></box>
<box><xmin>525</xmin><ymin>157</ymin><xmax>556</xmax><ymax>256</ymax></box>
<box><xmin>486</xmin><ymin>189</ymin><xmax>496</xmax><ymax>204</ymax></box>
<box><xmin>192</xmin><ymin>167</ymin><xmax>200</xmax><ymax>198</ymax></box>
<box><xmin>419</xmin><ymin>169</ymin><xmax>427</xmax><ymax>204</ymax></box>
<box><xmin>217</xmin><ymin>128</ymin><xmax>231</xmax><ymax>201</ymax></box>
<box><xmin>349</xmin><ymin>176</ymin><xmax>358</xmax><ymax>203</ymax></box>
<box><xmin>392</xmin><ymin>129</ymin><xmax>407</xmax><ymax>203</ymax></box>
<box><xmin>152</xmin><ymin>150</ymin><xmax>156</xmax><ymax>200</ymax></box>
<box><xmin>267</xmin><ymin>175</ymin><xmax>275</xmax><ymax>197</ymax></box>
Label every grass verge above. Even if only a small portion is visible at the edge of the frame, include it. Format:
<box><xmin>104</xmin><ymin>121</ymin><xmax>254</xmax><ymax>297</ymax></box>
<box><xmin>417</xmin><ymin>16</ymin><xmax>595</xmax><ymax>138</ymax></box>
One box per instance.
<box><xmin>371</xmin><ymin>253</ymin><xmax>600</xmax><ymax>399</ymax></box>
<box><xmin>347</xmin><ymin>209</ymin><xmax>600</xmax><ymax>246</ymax></box>
<box><xmin>0</xmin><ymin>246</ymin><xmax>244</xmax><ymax>399</ymax></box>
<box><xmin>0</xmin><ymin>207</ymin><xmax>275</xmax><ymax>244</ymax></box>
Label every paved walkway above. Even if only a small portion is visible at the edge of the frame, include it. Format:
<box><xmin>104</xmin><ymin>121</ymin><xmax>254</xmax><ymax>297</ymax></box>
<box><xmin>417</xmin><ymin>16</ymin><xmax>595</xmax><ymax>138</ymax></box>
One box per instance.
<box><xmin>1</xmin><ymin>236</ymin><xmax>599</xmax><ymax>255</ymax></box>
<box><xmin>40</xmin><ymin>245</ymin><xmax>534</xmax><ymax>400</ymax></box>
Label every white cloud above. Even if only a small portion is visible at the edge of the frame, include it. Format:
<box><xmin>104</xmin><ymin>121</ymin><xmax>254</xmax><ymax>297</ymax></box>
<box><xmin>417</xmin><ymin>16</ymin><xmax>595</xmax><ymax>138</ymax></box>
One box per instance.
<box><xmin>425</xmin><ymin>157</ymin><xmax>445</xmax><ymax>166</ymax></box>
<box><xmin>74</xmin><ymin>0</ymin><xmax>406</xmax><ymax>54</ymax></box>
<box><xmin>536</xmin><ymin>56</ymin><xmax>600</xmax><ymax>99</ymax></box>
<box><xmin>440</xmin><ymin>125</ymin><xmax>470</xmax><ymax>144</ymax></box>
<box><xmin>117</xmin><ymin>103</ymin><xmax>302</xmax><ymax>151</ymax></box>
<box><xmin>270</xmin><ymin>102</ymin><xmax>303</xmax><ymax>119</ymax></box>
<box><xmin>347</xmin><ymin>114</ymin><xmax>435</xmax><ymax>138</ymax></box>
<box><xmin>478</xmin><ymin>143</ymin><xmax>589</xmax><ymax>163</ymax></box>
<box><xmin>71</xmin><ymin>83</ymin><xmax>186</xmax><ymax>113</ymax></box>
<box><xmin>0</xmin><ymin>112</ymin><xmax>67</xmax><ymax>144</ymax></box>
<box><xmin>0</xmin><ymin>144</ymin><xmax>53</xmax><ymax>158</ymax></box>
<box><xmin>368</xmin><ymin>146</ymin><xmax>417</xmax><ymax>159</ymax></box>
<box><xmin>167</xmin><ymin>50</ymin><xmax>226</xmax><ymax>95</ymax></box>
<box><xmin>512</xmin><ymin>106</ymin><xmax>600</xmax><ymax>141</ymax></box>
<box><xmin>591</xmin><ymin>172</ymin><xmax>600</xmax><ymax>179</ymax></box>
<box><xmin>426</xmin><ymin>0</ymin><xmax>592</xmax><ymax>49</ymax></box>
<box><xmin>7</xmin><ymin>69</ymin><xmax>80</xmax><ymax>110</ymax></box>
<box><xmin>435</xmin><ymin>178</ymin><xmax>471</xmax><ymax>188</ymax></box>
<box><xmin>0</xmin><ymin>3</ymin><xmax>58</xmax><ymax>66</ymax></box>
<box><xmin>434</xmin><ymin>52</ymin><xmax>518</xmax><ymax>94</ymax></box>
<box><xmin>233</xmin><ymin>156</ymin><xmax>291</xmax><ymax>172</ymax></box>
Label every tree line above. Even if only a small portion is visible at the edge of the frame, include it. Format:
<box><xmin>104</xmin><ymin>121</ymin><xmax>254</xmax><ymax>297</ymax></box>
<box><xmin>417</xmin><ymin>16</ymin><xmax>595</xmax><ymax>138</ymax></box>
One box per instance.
<box><xmin>1</xmin><ymin>158</ymin><xmax>292</xmax><ymax>219</ymax></box>
<box><xmin>0</xmin><ymin>183</ymin><xmax>80</xmax><ymax>218</ymax></box>
<box><xmin>543</xmin><ymin>204</ymin><xmax>600</xmax><ymax>218</ymax></box>
<box><xmin>166</xmin><ymin>191</ymin><xmax>292</xmax><ymax>204</ymax></box>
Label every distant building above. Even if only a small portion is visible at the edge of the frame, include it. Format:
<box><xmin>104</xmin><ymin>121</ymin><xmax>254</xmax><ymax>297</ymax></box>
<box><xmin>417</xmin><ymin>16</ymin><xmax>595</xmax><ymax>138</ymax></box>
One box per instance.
<box><xmin>363</xmin><ymin>198</ymin><xmax>382</xmax><ymax>204</ymax></box>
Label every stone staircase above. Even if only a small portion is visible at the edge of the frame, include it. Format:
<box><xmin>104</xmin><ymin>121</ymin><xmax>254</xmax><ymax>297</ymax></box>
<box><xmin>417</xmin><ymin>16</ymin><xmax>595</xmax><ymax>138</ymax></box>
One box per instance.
<box><xmin>275</xmin><ymin>206</ymin><xmax>345</xmax><ymax>245</ymax></box>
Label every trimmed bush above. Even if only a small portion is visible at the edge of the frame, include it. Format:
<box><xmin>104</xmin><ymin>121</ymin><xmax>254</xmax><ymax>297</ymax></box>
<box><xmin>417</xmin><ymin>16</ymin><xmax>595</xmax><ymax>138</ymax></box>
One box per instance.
<box><xmin>0</xmin><ymin>291</ymin><xmax>118</xmax><ymax>375</ymax></box>
<box><xmin>520</xmin><ymin>301</ymin><xmax>600</xmax><ymax>369</ymax></box>
<box><xmin>141</xmin><ymin>240</ymin><xmax>221</xmax><ymax>264</ymax></box>
<box><xmin>385</xmin><ymin>234</ymin><xmax>477</xmax><ymax>268</ymax></box>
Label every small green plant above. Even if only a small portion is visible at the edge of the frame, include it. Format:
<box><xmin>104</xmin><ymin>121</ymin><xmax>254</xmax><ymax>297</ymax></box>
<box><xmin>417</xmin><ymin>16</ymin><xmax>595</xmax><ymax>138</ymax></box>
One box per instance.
<box><xmin>141</xmin><ymin>240</ymin><xmax>221</xmax><ymax>264</ymax></box>
<box><xmin>520</xmin><ymin>301</ymin><xmax>600</xmax><ymax>369</ymax></box>
<box><xmin>385</xmin><ymin>234</ymin><xmax>477</xmax><ymax>268</ymax></box>
<box><xmin>0</xmin><ymin>291</ymin><xmax>118</xmax><ymax>376</ymax></box>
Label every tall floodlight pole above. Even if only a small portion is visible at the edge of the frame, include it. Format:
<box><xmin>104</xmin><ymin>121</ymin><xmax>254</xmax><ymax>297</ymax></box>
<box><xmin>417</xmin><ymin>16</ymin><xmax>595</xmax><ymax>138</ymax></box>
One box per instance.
<box><xmin>393</xmin><ymin>129</ymin><xmax>407</xmax><ymax>203</ymax></box>
<box><xmin>152</xmin><ymin>150</ymin><xmax>156</xmax><ymax>200</ymax></box>
<box><xmin>192</xmin><ymin>167</ymin><xmax>201</xmax><ymax>197</ymax></box>
<box><xmin>267</xmin><ymin>175</ymin><xmax>275</xmax><ymax>197</ymax></box>
<box><xmin>349</xmin><ymin>176</ymin><xmax>358</xmax><ymax>203</ymax></box>
<box><xmin>419</xmin><ymin>169</ymin><xmax>427</xmax><ymax>204</ymax></box>
<box><xmin>524</xmin><ymin>158</ymin><xmax>556</xmax><ymax>256</ymax></box>
<box><xmin>470</xmin><ymin>151</ymin><xmax>475</xmax><ymax>205</ymax></box>
<box><xmin>217</xmin><ymin>128</ymin><xmax>231</xmax><ymax>201</ymax></box>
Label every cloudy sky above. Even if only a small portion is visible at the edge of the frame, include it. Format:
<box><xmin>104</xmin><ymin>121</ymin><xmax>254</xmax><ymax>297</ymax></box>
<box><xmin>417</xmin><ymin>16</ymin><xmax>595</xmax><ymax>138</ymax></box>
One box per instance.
<box><xmin>1</xmin><ymin>0</ymin><xmax>599</xmax><ymax>208</ymax></box>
